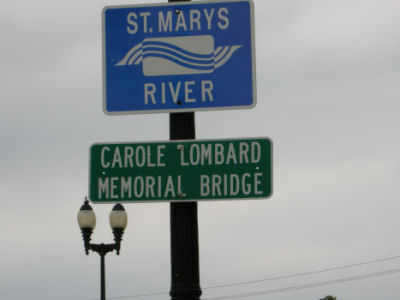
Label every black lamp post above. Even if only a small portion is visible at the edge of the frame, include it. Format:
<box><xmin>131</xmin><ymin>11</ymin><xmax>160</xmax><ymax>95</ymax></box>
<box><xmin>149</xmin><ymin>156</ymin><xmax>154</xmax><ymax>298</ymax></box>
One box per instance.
<box><xmin>77</xmin><ymin>198</ymin><xmax>128</xmax><ymax>300</ymax></box>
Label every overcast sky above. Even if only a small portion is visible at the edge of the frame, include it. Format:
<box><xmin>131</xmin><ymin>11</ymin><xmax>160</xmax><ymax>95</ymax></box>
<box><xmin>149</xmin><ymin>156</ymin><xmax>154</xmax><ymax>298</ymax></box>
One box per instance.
<box><xmin>1</xmin><ymin>0</ymin><xmax>400</xmax><ymax>299</ymax></box>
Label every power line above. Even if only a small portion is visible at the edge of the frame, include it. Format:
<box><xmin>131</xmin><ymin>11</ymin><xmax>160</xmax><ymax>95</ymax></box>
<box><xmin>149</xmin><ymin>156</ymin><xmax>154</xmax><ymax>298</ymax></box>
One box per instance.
<box><xmin>204</xmin><ymin>254</ymin><xmax>400</xmax><ymax>290</ymax></box>
<box><xmin>202</xmin><ymin>267</ymin><xmax>400</xmax><ymax>300</ymax></box>
<box><xmin>105</xmin><ymin>291</ymin><xmax>166</xmax><ymax>300</ymax></box>
<box><xmin>104</xmin><ymin>254</ymin><xmax>400</xmax><ymax>299</ymax></box>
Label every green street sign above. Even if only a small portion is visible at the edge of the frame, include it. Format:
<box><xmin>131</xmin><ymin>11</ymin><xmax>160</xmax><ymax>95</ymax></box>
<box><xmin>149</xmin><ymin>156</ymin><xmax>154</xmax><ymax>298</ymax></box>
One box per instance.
<box><xmin>89</xmin><ymin>138</ymin><xmax>272</xmax><ymax>203</ymax></box>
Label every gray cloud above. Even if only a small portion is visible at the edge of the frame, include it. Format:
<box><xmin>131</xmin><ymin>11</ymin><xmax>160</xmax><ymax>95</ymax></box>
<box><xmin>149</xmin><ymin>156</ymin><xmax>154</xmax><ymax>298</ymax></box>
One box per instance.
<box><xmin>0</xmin><ymin>0</ymin><xmax>399</xmax><ymax>299</ymax></box>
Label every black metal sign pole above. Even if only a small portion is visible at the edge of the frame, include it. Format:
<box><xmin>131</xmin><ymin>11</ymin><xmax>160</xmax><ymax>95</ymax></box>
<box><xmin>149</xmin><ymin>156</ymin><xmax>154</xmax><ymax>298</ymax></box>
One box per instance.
<box><xmin>169</xmin><ymin>112</ymin><xmax>201</xmax><ymax>300</ymax></box>
<box><xmin>168</xmin><ymin>0</ymin><xmax>201</xmax><ymax>298</ymax></box>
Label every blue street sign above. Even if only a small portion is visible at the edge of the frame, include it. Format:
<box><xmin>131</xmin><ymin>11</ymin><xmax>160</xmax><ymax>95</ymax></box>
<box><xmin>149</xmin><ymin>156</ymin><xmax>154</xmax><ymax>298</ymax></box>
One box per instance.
<box><xmin>102</xmin><ymin>0</ymin><xmax>256</xmax><ymax>114</ymax></box>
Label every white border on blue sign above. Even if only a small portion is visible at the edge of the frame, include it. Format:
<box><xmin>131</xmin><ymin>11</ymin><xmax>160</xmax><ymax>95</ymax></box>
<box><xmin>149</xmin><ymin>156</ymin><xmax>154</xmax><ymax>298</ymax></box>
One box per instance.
<box><xmin>102</xmin><ymin>0</ymin><xmax>256</xmax><ymax>115</ymax></box>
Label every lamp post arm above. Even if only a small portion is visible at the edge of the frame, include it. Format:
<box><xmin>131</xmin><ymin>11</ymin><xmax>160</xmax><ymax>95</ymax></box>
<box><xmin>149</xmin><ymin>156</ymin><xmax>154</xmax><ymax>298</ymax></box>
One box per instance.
<box><xmin>87</xmin><ymin>243</ymin><xmax>119</xmax><ymax>256</ymax></box>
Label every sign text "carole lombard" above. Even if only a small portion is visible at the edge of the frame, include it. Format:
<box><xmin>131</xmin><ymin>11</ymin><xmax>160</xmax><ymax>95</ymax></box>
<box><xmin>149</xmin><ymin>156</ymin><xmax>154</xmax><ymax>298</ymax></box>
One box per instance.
<box><xmin>89</xmin><ymin>138</ymin><xmax>272</xmax><ymax>202</ymax></box>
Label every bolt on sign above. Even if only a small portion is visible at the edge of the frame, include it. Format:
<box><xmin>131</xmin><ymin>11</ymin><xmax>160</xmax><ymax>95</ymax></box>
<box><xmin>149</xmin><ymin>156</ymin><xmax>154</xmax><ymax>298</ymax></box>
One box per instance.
<box><xmin>89</xmin><ymin>138</ymin><xmax>272</xmax><ymax>203</ymax></box>
<box><xmin>102</xmin><ymin>0</ymin><xmax>256</xmax><ymax>114</ymax></box>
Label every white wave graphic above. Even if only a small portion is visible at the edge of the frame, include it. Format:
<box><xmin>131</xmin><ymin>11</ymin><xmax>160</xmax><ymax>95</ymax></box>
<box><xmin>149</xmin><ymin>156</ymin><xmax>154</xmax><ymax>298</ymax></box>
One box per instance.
<box><xmin>143</xmin><ymin>50</ymin><xmax>215</xmax><ymax>68</ymax></box>
<box><xmin>214</xmin><ymin>46</ymin><xmax>242</xmax><ymax>69</ymax></box>
<box><xmin>115</xmin><ymin>35</ymin><xmax>241</xmax><ymax>76</ymax></box>
<box><xmin>142</xmin><ymin>44</ymin><xmax>214</xmax><ymax>62</ymax></box>
<box><xmin>115</xmin><ymin>43</ymin><xmax>143</xmax><ymax>66</ymax></box>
